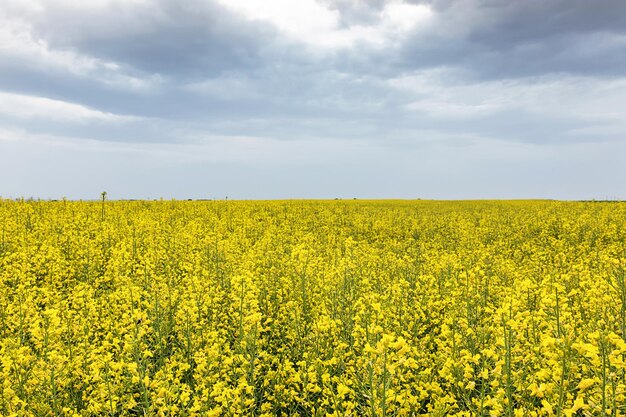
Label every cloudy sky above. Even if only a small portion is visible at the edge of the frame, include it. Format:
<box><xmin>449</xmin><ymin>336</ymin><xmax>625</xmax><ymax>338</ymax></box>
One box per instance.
<box><xmin>1</xmin><ymin>0</ymin><xmax>625</xmax><ymax>200</ymax></box>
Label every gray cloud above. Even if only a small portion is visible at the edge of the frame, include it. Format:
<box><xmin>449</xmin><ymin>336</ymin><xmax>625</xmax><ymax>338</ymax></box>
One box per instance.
<box><xmin>466</xmin><ymin>0</ymin><xmax>626</xmax><ymax>48</ymax></box>
<box><xmin>394</xmin><ymin>0</ymin><xmax>626</xmax><ymax>79</ymax></box>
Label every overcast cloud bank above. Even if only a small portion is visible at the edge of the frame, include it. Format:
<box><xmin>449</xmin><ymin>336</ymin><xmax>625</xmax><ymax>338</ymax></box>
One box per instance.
<box><xmin>1</xmin><ymin>0</ymin><xmax>625</xmax><ymax>199</ymax></box>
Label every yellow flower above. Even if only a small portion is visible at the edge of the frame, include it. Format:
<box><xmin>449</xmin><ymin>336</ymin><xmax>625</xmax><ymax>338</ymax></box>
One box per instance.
<box><xmin>577</xmin><ymin>378</ymin><xmax>595</xmax><ymax>390</ymax></box>
<box><xmin>541</xmin><ymin>400</ymin><xmax>554</xmax><ymax>415</ymax></box>
<box><xmin>337</xmin><ymin>383</ymin><xmax>350</xmax><ymax>398</ymax></box>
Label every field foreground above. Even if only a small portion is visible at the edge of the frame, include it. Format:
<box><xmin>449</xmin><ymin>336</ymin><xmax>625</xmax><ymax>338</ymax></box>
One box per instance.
<box><xmin>1</xmin><ymin>200</ymin><xmax>626</xmax><ymax>416</ymax></box>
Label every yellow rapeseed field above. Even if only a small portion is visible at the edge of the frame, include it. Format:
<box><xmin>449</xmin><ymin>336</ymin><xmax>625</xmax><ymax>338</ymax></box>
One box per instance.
<box><xmin>1</xmin><ymin>199</ymin><xmax>625</xmax><ymax>416</ymax></box>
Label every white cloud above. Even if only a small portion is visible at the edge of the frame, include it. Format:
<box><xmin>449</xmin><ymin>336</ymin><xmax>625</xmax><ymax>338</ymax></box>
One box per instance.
<box><xmin>0</xmin><ymin>91</ymin><xmax>140</xmax><ymax>123</ymax></box>
<box><xmin>213</xmin><ymin>0</ymin><xmax>433</xmax><ymax>48</ymax></box>
<box><xmin>389</xmin><ymin>69</ymin><xmax>626</xmax><ymax>125</ymax></box>
<box><xmin>382</xmin><ymin>2</ymin><xmax>432</xmax><ymax>32</ymax></box>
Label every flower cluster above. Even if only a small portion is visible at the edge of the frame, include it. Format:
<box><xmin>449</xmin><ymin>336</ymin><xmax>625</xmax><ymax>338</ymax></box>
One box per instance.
<box><xmin>0</xmin><ymin>199</ymin><xmax>625</xmax><ymax>415</ymax></box>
